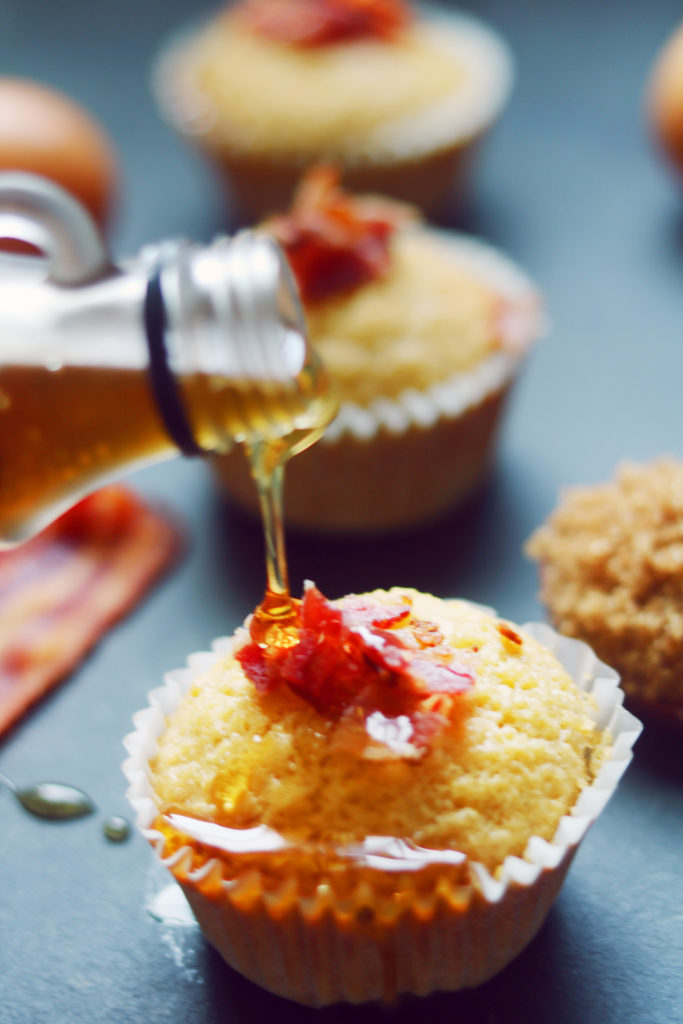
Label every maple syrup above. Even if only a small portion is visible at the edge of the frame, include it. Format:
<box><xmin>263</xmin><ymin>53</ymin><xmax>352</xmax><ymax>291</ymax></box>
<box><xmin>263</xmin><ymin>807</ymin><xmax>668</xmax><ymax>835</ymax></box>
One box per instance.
<box><xmin>0</xmin><ymin>358</ymin><xmax>335</xmax><ymax>544</ymax></box>
<box><xmin>246</xmin><ymin>367</ymin><xmax>336</xmax><ymax>649</ymax></box>
<box><xmin>103</xmin><ymin>815</ymin><xmax>131</xmax><ymax>842</ymax></box>
<box><xmin>0</xmin><ymin>770</ymin><xmax>95</xmax><ymax>821</ymax></box>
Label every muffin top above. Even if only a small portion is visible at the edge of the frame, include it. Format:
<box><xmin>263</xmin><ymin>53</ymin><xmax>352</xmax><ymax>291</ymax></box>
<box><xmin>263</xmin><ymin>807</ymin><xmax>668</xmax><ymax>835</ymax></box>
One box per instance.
<box><xmin>305</xmin><ymin>230</ymin><xmax>516</xmax><ymax>403</ymax></box>
<box><xmin>151</xmin><ymin>587</ymin><xmax>607</xmax><ymax>873</ymax></box>
<box><xmin>527</xmin><ymin>458</ymin><xmax>683</xmax><ymax>711</ymax></box>
<box><xmin>263</xmin><ymin>168</ymin><xmax>538</xmax><ymax>406</ymax></box>
<box><xmin>171</xmin><ymin>0</ymin><xmax>506</xmax><ymax>160</ymax></box>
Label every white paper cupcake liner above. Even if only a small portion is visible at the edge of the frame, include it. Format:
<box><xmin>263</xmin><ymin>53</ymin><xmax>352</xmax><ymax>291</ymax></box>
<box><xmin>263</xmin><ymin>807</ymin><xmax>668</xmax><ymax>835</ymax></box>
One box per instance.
<box><xmin>123</xmin><ymin>616</ymin><xmax>641</xmax><ymax>1004</ymax></box>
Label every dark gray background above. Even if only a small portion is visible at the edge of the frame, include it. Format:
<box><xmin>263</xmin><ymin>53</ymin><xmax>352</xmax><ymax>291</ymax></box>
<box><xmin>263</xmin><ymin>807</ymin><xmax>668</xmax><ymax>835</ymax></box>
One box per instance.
<box><xmin>1</xmin><ymin>2</ymin><xmax>682</xmax><ymax>1022</ymax></box>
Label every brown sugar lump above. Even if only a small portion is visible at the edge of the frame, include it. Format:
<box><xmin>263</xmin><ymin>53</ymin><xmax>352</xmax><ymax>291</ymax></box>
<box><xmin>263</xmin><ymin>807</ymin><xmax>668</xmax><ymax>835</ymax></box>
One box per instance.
<box><xmin>152</xmin><ymin>0</ymin><xmax>513</xmax><ymax>219</ymax></box>
<box><xmin>526</xmin><ymin>459</ymin><xmax>683</xmax><ymax>730</ymax></box>
<box><xmin>124</xmin><ymin>586</ymin><xmax>640</xmax><ymax>1006</ymax></box>
<box><xmin>213</xmin><ymin>168</ymin><xmax>544</xmax><ymax>533</ymax></box>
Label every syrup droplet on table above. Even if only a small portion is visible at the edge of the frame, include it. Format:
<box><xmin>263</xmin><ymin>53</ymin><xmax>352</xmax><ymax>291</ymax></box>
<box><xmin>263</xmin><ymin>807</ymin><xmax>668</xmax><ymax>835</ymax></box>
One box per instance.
<box><xmin>103</xmin><ymin>814</ymin><xmax>131</xmax><ymax>842</ymax></box>
<box><xmin>0</xmin><ymin>770</ymin><xmax>95</xmax><ymax>820</ymax></box>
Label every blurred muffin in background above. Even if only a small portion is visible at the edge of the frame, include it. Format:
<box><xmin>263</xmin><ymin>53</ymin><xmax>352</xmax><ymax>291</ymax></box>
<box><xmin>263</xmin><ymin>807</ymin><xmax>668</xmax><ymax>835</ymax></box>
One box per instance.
<box><xmin>213</xmin><ymin>167</ymin><xmax>543</xmax><ymax>533</ymax></box>
<box><xmin>527</xmin><ymin>459</ymin><xmax>683</xmax><ymax>731</ymax></box>
<box><xmin>153</xmin><ymin>0</ymin><xmax>513</xmax><ymax>219</ymax></box>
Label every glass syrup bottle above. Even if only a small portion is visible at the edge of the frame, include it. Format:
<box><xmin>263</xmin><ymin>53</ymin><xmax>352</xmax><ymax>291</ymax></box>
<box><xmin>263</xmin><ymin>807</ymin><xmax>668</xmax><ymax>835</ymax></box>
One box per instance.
<box><xmin>0</xmin><ymin>172</ymin><xmax>336</xmax><ymax>548</ymax></box>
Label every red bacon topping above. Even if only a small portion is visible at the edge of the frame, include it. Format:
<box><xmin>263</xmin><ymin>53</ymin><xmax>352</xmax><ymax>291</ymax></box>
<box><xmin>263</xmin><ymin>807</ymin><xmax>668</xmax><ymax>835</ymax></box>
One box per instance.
<box><xmin>239</xmin><ymin>0</ymin><xmax>412</xmax><ymax>47</ymax></box>
<box><xmin>336</xmin><ymin>592</ymin><xmax>410</xmax><ymax>629</ymax></box>
<box><xmin>0</xmin><ymin>486</ymin><xmax>181</xmax><ymax>736</ymax></box>
<box><xmin>236</xmin><ymin>583</ymin><xmax>475</xmax><ymax>757</ymax></box>
<box><xmin>265</xmin><ymin>166</ymin><xmax>415</xmax><ymax>304</ymax></box>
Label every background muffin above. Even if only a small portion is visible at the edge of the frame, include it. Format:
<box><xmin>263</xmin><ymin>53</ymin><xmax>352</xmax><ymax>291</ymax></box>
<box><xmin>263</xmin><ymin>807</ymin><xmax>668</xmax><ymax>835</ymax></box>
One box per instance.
<box><xmin>213</xmin><ymin>167</ymin><xmax>543</xmax><ymax>533</ymax></box>
<box><xmin>125</xmin><ymin>586</ymin><xmax>640</xmax><ymax>1006</ymax></box>
<box><xmin>153</xmin><ymin>0</ymin><xmax>514</xmax><ymax>219</ymax></box>
<box><xmin>527</xmin><ymin>458</ymin><xmax>683</xmax><ymax>730</ymax></box>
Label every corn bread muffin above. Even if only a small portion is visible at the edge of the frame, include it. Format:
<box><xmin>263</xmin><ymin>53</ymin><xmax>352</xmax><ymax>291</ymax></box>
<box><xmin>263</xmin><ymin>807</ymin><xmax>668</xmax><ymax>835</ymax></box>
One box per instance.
<box><xmin>153</xmin><ymin>0</ymin><xmax>513</xmax><ymax>218</ymax></box>
<box><xmin>214</xmin><ymin>168</ymin><xmax>543</xmax><ymax>532</ymax></box>
<box><xmin>124</xmin><ymin>586</ymin><xmax>640</xmax><ymax>1006</ymax></box>
<box><xmin>527</xmin><ymin>458</ymin><xmax>683</xmax><ymax>730</ymax></box>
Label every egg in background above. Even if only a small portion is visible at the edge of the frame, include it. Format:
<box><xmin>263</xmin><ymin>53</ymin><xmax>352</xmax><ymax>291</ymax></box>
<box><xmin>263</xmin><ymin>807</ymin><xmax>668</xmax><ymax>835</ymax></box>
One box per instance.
<box><xmin>647</xmin><ymin>23</ymin><xmax>683</xmax><ymax>181</ymax></box>
<box><xmin>0</xmin><ymin>76</ymin><xmax>118</xmax><ymax>232</ymax></box>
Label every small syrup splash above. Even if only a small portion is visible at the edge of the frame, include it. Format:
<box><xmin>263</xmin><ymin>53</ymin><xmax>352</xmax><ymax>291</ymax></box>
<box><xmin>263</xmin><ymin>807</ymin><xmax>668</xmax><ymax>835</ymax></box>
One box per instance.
<box><xmin>0</xmin><ymin>770</ymin><xmax>95</xmax><ymax>821</ymax></box>
<box><xmin>146</xmin><ymin>882</ymin><xmax>196</xmax><ymax>927</ymax></box>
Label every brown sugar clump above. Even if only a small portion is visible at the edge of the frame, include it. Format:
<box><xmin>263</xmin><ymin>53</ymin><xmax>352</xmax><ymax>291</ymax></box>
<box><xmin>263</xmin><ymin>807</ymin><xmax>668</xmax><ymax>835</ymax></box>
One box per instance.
<box><xmin>526</xmin><ymin>459</ymin><xmax>683</xmax><ymax>726</ymax></box>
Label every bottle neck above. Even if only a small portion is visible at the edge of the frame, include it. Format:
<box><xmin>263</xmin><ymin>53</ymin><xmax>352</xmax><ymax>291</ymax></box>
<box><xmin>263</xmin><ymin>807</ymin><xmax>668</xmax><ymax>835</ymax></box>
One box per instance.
<box><xmin>142</xmin><ymin>233</ymin><xmax>336</xmax><ymax>460</ymax></box>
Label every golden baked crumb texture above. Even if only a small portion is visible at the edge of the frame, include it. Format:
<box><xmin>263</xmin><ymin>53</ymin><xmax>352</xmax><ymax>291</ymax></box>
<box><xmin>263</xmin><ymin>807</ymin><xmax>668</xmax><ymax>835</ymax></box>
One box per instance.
<box><xmin>151</xmin><ymin>590</ymin><xmax>607</xmax><ymax>875</ymax></box>
<box><xmin>527</xmin><ymin>458</ymin><xmax>683</xmax><ymax>712</ymax></box>
<box><xmin>189</xmin><ymin>18</ymin><xmax>465</xmax><ymax>158</ymax></box>
<box><xmin>305</xmin><ymin>231</ymin><xmax>503</xmax><ymax>404</ymax></box>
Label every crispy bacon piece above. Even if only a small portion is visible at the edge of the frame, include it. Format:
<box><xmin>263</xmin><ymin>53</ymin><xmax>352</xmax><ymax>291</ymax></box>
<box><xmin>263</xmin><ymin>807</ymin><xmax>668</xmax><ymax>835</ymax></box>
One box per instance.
<box><xmin>497</xmin><ymin>620</ymin><xmax>523</xmax><ymax>653</ymax></box>
<box><xmin>239</xmin><ymin>0</ymin><xmax>413</xmax><ymax>47</ymax></box>
<box><xmin>236</xmin><ymin>583</ymin><xmax>475</xmax><ymax>756</ymax></box>
<box><xmin>336</xmin><ymin>592</ymin><xmax>410</xmax><ymax>629</ymax></box>
<box><xmin>0</xmin><ymin>485</ymin><xmax>181</xmax><ymax>736</ymax></box>
<box><xmin>407</xmin><ymin>656</ymin><xmax>475</xmax><ymax>696</ymax></box>
<box><xmin>265</xmin><ymin>165</ymin><xmax>415</xmax><ymax>304</ymax></box>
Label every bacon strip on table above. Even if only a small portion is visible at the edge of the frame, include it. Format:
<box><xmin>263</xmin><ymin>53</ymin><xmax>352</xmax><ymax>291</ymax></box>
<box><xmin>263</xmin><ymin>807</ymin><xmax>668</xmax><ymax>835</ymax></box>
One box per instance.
<box><xmin>0</xmin><ymin>485</ymin><xmax>182</xmax><ymax>736</ymax></box>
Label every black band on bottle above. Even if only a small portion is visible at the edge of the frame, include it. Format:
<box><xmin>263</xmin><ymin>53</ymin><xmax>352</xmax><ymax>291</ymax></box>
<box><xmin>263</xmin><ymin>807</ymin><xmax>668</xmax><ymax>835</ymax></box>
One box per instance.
<box><xmin>143</xmin><ymin>267</ymin><xmax>205</xmax><ymax>457</ymax></box>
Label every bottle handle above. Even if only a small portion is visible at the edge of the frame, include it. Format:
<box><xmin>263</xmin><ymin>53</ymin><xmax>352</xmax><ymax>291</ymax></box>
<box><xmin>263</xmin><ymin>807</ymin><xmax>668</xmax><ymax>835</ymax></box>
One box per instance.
<box><xmin>0</xmin><ymin>172</ymin><xmax>109</xmax><ymax>286</ymax></box>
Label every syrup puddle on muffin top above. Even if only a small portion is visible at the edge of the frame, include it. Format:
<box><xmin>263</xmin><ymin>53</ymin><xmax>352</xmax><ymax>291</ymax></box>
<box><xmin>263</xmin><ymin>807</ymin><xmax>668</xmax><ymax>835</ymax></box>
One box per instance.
<box><xmin>163</xmin><ymin>812</ymin><xmax>469</xmax><ymax>872</ymax></box>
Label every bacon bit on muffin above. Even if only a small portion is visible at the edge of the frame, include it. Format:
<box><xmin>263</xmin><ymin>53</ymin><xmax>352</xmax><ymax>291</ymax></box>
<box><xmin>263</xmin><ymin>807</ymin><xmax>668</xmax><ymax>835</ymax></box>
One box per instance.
<box><xmin>236</xmin><ymin>582</ymin><xmax>475</xmax><ymax>757</ymax></box>
<box><xmin>497</xmin><ymin>621</ymin><xmax>523</xmax><ymax>652</ymax></box>
<box><xmin>238</xmin><ymin>0</ymin><xmax>413</xmax><ymax>47</ymax></box>
<box><xmin>408</xmin><ymin>618</ymin><xmax>446</xmax><ymax>649</ymax></box>
<box><xmin>264</xmin><ymin>165</ymin><xmax>416</xmax><ymax>304</ymax></box>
